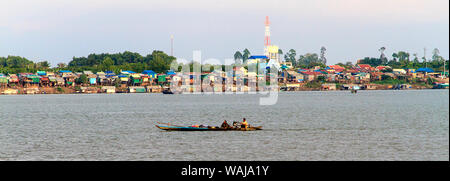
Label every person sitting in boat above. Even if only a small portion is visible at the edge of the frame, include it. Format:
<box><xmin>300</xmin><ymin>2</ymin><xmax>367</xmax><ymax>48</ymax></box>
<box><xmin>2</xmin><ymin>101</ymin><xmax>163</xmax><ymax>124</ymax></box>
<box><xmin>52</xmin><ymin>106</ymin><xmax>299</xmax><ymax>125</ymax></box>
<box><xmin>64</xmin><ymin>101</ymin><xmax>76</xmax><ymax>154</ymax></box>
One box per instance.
<box><xmin>221</xmin><ymin>120</ymin><xmax>230</xmax><ymax>129</ymax></box>
<box><xmin>241</xmin><ymin>118</ymin><xmax>249</xmax><ymax>128</ymax></box>
<box><xmin>232</xmin><ymin>121</ymin><xmax>238</xmax><ymax>128</ymax></box>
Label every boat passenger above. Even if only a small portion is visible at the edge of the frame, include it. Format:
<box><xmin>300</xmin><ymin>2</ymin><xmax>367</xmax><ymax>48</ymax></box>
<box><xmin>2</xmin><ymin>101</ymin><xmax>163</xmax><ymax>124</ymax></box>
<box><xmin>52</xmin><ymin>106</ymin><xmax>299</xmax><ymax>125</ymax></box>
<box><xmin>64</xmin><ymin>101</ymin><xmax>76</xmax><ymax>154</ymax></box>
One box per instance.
<box><xmin>221</xmin><ymin>120</ymin><xmax>230</xmax><ymax>129</ymax></box>
<box><xmin>232</xmin><ymin>121</ymin><xmax>238</xmax><ymax>128</ymax></box>
<box><xmin>241</xmin><ymin>118</ymin><xmax>249</xmax><ymax>128</ymax></box>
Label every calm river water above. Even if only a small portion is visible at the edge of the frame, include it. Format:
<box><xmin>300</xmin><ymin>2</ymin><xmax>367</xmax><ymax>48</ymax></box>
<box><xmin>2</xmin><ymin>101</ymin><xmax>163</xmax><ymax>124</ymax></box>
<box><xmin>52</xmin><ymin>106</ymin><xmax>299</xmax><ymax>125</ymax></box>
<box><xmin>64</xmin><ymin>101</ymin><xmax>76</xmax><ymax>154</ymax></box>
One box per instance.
<box><xmin>0</xmin><ymin>90</ymin><xmax>448</xmax><ymax>160</ymax></box>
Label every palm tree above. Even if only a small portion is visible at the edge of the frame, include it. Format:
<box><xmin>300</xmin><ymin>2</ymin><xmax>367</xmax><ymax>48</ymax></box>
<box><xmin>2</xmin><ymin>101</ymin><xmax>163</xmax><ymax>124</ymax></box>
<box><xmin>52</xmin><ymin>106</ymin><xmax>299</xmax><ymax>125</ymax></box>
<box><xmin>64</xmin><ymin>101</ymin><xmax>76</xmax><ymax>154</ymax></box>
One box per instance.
<box><xmin>234</xmin><ymin>51</ymin><xmax>243</xmax><ymax>64</ymax></box>
<box><xmin>57</xmin><ymin>62</ymin><xmax>67</xmax><ymax>69</ymax></box>
<box><xmin>285</xmin><ymin>49</ymin><xmax>297</xmax><ymax>67</ymax></box>
<box><xmin>392</xmin><ymin>53</ymin><xmax>398</xmax><ymax>62</ymax></box>
<box><xmin>278</xmin><ymin>49</ymin><xmax>283</xmax><ymax>61</ymax></box>
<box><xmin>320</xmin><ymin>46</ymin><xmax>327</xmax><ymax>65</ymax></box>
<box><xmin>39</xmin><ymin>61</ymin><xmax>51</xmax><ymax>70</ymax></box>
<box><xmin>379</xmin><ymin>47</ymin><xmax>387</xmax><ymax>65</ymax></box>
<box><xmin>432</xmin><ymin>48</ymin><xmax>440</xmax><ymax>62</ymax></box>
<box><xmin>242</xmin><ymin>49</ymin><xmax>251</xmax><ymax>64</ymax></box>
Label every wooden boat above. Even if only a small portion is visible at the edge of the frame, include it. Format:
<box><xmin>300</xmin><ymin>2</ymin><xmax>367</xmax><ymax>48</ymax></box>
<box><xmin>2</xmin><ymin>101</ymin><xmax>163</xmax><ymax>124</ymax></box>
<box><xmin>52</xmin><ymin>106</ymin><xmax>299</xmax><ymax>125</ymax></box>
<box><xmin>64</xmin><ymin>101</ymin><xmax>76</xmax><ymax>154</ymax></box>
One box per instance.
<box><xmin>162</xmin><ymin>89</ymin><xmax>181</xmax><ymax>94</ymax></box>
<box><xmin>162</xmin><ymin>89</ymin><xmax>174</xmax><ymax>94</ymax></box>
<box><xmin>155</xmin><ymin>123</ymin><xmax>262</xmax><ymax>131</ymax></box>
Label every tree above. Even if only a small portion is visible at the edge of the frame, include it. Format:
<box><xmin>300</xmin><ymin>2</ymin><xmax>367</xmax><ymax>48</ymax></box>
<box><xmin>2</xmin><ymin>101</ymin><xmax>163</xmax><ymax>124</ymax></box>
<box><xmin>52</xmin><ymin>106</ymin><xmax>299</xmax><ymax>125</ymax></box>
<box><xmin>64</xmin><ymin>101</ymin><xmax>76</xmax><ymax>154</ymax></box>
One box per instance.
<box><xmin>101</xmin><ymin>57</ymin><xmax>114</xmax><ymax>71</ymax></box>
<box><xmin>358</xmin><ymin>57</ymin><xmax>382</xmax><ymax>67</ymax></box>
<box><xmin>397</xmin><ymin>51</ymin><xmax>410</xmax><ymax>63</ymax></box>
<box><xmin>392</xmin><ymin>53</ymin><xmax>398</xmax><ymax>62</ymax></box>
<box><xmin>57</xmin><ymin>63</ymin><xmax>67</xmax><ymax>68</ymax></box>
<box><xmin>148</xmin><ymin>51</ymin><xmax>176</xmax><ymax>73</ymax></box>
<box><xmin>234</xmin><ymin>51</ymin><xmax>243</xmax><ymax>64</ymax></box>
<box><xmin>319</xmin><ymin>46</ymin><xmax>327</xmax><ymax>65</ymax></box>
<box><xmin>278</xmin><ymin>49</ymin><xmax>283</xmax><ymax>61</ymax></box>
<box><xmin>75</xmin><ymin>74</ymin><xmax>88</xmax><ymax>85</ymax></box>
<box><xmin>37</xmin><ymin>61</ymin><xmax>51</xmax><ymax>70</ymax></box>
<box><xmin>379</xmin><ymin>47</ymin><xmax>388</xmax><ymax>65</ymax></box>
<box><xmin>284</xmin><ymin>49</ymin><xmax>297</xmax><ymax>66</ymax></box>
<box><xmin>298</xmin><ymin>53</ymin><xmax>320</xmax><ymax>67</ymax></box>
<box><xmin>242</xmin><ymin>49</ymin><xmax>251</xmax><ymax>64</ymax></box>
<box><xmin>432</xmin><ymin>48</ymin><xmax>442</xmax><ymax>62</ymax></box>
<box><xmin>66</xmin><ymin>50</ymin><xmax>174</xmax><ymax>73</ymax></box>
<box><xmin>413</xmin><ymin>53</ymin><xmax>419</xmax><ymax>64</ymax></box>
<box><xmin>381</xmin><ymin>74</ymin><xmax>392</xmax><ymax>80</ymax></box>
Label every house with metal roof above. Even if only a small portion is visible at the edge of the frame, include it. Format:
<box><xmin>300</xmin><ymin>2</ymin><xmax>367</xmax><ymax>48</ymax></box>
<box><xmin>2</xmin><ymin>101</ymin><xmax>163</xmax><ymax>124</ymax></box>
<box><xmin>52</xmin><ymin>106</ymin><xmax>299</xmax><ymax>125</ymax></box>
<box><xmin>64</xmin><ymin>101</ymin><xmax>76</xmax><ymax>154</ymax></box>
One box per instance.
<box><xmin>142</xmin><ymin>70</ymin><xmax>157</xmax><ymax>78</ymax></box>
<box><xmin>247</xmin><ymin>55</ymin><xmax>268</xmax><ymax>65</ymax></box>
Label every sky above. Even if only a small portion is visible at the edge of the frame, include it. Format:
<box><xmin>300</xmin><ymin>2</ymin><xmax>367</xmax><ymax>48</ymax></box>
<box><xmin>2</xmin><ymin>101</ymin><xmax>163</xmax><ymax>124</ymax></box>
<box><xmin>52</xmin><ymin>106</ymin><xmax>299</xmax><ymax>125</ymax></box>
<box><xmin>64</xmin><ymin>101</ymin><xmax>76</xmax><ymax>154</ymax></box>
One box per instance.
<box><xmin>0</xmin><ymin>0</ymin><xmax>448</xmax><ymax>66</ymax></box>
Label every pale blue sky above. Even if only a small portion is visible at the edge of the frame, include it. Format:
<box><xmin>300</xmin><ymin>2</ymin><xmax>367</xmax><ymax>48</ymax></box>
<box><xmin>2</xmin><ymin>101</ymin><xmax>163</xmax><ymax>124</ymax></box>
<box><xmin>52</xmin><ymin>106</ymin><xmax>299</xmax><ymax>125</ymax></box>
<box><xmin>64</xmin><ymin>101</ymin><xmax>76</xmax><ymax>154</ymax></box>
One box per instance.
<box><xmin>0</xmin><ymin>0</ymin><xmax>448</xmax><ymax>66</ymax></box>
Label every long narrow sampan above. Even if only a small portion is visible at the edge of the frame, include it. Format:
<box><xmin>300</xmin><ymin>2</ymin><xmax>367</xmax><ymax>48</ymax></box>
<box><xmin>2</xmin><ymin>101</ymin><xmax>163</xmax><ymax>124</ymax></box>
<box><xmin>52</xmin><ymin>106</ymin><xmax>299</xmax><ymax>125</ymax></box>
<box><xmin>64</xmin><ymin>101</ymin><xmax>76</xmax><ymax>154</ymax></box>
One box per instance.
<box><xmin>155</xmin><ymin>124</ymin><xmax>262</xmax><ymax>131</ymax></box>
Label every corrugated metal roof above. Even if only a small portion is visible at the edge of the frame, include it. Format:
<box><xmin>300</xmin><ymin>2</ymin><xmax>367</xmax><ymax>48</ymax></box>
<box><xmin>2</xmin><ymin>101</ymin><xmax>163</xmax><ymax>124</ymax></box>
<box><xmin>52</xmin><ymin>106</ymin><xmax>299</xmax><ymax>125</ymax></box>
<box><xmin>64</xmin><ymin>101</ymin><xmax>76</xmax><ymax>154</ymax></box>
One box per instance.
<box><xmin>142</xmin><ymin>70</ymin><xmax>156</xmax><ymax>74</ymax></box>
<box><xmin>248</xmin><ymin>55</ymin><xmax>268</xmax><ymax>59</ymax></box>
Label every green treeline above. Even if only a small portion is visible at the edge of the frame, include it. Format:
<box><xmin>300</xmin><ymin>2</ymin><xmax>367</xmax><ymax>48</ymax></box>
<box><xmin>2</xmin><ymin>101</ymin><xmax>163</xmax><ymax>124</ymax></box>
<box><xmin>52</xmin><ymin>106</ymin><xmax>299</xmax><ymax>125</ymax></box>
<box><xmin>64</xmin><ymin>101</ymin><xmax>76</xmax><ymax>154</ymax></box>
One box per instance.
<box><xmin>0</xmin><ymin>50</ymin><xmax>176</xmax><ymax>74</ymax></box>
<box><xmin>355</xmin><ymin>54</ymin><xmax>448</xmax><ymax>70</ymax></box>
<box><xmin>68</xmin><ymin>50</ymin><xmax>176</xmax><ymax>73</ymax></box>
<box><xmin>0</xmin><ymin>56</ymin><xmax>51</xmax><ymax>74</ymax></box>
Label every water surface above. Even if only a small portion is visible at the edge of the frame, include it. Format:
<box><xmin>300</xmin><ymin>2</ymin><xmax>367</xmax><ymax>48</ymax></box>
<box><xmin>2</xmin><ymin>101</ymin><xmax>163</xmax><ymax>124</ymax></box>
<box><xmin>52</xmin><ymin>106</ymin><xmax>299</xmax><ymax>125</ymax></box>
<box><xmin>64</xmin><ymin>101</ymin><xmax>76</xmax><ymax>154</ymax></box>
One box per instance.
<box><xmin>0</xmin><ymin>90</ymin><xmax>448</xmax><ymax>160</ymax></box>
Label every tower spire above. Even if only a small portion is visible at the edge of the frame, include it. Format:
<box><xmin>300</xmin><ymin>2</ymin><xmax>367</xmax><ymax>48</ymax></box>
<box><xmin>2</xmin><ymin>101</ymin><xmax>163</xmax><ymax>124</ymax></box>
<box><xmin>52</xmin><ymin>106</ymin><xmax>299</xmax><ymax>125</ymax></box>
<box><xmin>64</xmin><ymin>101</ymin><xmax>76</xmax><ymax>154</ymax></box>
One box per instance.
<box><xmin>264</xmin><ymin>16</ymin><xmax>271</xmax><ymax>57</ymax></box>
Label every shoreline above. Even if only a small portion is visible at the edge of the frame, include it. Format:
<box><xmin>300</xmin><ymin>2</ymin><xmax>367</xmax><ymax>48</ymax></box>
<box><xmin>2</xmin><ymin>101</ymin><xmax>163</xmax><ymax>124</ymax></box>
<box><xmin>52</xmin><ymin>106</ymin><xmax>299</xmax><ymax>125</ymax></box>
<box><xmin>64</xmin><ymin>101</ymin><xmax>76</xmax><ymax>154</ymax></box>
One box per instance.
<box><xmin>0</xmin><ymin>85</ymin><xmax>444</xmax><ymax>95</ymax></box>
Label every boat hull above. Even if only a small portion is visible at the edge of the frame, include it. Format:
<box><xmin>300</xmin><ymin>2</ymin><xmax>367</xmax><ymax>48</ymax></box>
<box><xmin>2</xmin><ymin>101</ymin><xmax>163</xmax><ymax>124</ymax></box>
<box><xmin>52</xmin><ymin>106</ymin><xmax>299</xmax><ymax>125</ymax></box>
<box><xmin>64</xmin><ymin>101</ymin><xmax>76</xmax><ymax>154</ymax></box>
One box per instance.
<box><xmin>155</xmin><ymin>125</ymin><xmax>262</xmax><ymax>131</ymax></box>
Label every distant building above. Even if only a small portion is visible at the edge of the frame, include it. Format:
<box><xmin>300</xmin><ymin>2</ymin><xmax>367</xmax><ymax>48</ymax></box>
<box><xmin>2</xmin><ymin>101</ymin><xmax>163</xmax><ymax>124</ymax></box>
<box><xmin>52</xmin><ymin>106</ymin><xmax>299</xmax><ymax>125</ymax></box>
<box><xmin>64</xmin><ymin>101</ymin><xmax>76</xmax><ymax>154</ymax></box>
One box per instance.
<box><xmin>266</xmin><ymin>45</ymin><xmax>281</xmax><ymax>64</ymax></box>
<box><xmin>356</xmin><ymin>64</ymin><xmax>372</xmax><ymax>70</ymax></box>
<box><xmin>247</xmin><ymin>55</ymin><xmax>268</xmax><ymax>65</ymax></box>
<box><xmin>327</xmin><ymin>65</ymin><xmax>345</xmax><ymax>72</ymax></box>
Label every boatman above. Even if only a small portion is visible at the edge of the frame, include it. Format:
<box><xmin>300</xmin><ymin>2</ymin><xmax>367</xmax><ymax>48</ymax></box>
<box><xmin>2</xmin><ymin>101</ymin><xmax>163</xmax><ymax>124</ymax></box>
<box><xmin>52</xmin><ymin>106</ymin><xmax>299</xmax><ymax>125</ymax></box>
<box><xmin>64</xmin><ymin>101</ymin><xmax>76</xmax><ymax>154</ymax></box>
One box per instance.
<box><xmin>241</xmin><ymin>118</ymin><xmax>249</xmax><ymax>128</ymax></box>
<box><xmin>221</xmin><ymin>120</ymin><xmax>230</xmax><ymax>129</ymax></box>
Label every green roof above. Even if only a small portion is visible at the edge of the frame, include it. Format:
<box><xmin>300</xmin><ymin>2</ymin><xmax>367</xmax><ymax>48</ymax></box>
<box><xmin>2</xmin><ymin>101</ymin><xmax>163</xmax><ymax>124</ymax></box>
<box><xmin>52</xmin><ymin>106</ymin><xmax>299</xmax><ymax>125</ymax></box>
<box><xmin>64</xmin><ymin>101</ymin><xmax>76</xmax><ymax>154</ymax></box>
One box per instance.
<box><xmin>0</xmin><ymin>77</ymin><xmax>8</xmax><ymax>83</ymax></box>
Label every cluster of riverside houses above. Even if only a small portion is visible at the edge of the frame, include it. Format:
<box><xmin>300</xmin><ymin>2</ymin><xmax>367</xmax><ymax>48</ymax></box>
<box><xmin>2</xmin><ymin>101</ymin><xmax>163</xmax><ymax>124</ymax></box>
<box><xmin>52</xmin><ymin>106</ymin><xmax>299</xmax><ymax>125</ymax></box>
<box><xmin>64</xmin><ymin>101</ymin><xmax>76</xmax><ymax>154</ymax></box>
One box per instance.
<box><xmin>0</xmin><ymin>62</ymin><xmax>449</xmax><ymax>94</ymax></box>
<box><xmin>279</xmin><ymin>63</ymin><xmax>448</xmax><ymax>90</ymax></box>
<box><xmin>0</xmin><ymin>70</ymin><xmax>176</xmax><ymax>94</ymax></box>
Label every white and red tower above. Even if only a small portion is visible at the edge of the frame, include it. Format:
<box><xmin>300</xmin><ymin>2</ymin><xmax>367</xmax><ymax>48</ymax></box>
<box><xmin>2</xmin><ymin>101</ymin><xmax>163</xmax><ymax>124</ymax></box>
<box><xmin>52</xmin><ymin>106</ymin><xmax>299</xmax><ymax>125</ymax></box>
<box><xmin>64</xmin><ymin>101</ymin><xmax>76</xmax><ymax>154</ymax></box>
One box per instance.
<box><xmin>264</xmin><ymin>16</ymin><xmax>271</xmax><ymax>57</ymax></box>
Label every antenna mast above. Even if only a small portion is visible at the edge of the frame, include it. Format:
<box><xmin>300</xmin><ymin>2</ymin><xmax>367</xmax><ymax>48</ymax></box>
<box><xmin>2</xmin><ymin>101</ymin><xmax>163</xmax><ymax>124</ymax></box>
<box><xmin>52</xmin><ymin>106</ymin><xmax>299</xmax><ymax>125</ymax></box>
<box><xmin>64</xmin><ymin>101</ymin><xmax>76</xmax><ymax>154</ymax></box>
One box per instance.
<box><xmin>170</xmin><ymin>35</ymin><xmax>174</xmax><ymax>56</ymax></box>
<box><xmin>264</xmin><ymin>16</ymin><xmax>271</xmax><ymax>57</ymax></box>
<box><xmin>424</xmin><ymin>47</ymin><xmax>427</xmax><ymax>68</ymax></box>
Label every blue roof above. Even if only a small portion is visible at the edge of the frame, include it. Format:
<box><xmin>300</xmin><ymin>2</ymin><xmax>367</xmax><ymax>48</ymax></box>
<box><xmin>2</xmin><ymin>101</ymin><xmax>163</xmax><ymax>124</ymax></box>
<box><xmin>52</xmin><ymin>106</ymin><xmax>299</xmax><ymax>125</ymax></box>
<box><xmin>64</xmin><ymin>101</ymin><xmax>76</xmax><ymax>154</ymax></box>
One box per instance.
<box><xmin>105</xmin><ymin>71</ymin><xmax>114</xmax><ymax>74</ymax></box>
<box><xmin>59</xmin><ymin>70</ymin><xmax>72</xmax><ymax>73</ymax></box>
<box><xmin>142</xmin><ymin>70</ymin><xmax>156</xmax><ymax>75</ymax></box>
<box><xmin>166</xmin><ymin>70</ymin><xmax>176</xmax><ymax>75</ymax></box>
<box><xmin>298</xmin><ymin>69</ymin><xmax>308</xmax><ymax>72</ymax></box>
<box><xmin>248</xmin><ymin>55</ymin><xmax>268</xmax><ymax>59</ymax></box>
<box><xmin>122</xmin><ymin>70</ymin><xmax>136</xmax><ymax>74</ymax></box>
<box><xmin>416</xmin><ymin>68</ymin><xmax>434</xmax><ymax>73</ymax></box>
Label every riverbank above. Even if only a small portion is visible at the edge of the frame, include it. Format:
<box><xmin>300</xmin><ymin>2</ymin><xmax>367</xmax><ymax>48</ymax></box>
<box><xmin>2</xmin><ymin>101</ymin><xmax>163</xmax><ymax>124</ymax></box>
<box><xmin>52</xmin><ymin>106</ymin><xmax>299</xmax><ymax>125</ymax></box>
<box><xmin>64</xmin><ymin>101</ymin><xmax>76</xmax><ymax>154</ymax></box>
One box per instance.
<box><xmin>0</xmin><ymin>83</ymin><xmax>443</xmax><ymax>95</ymax></box>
